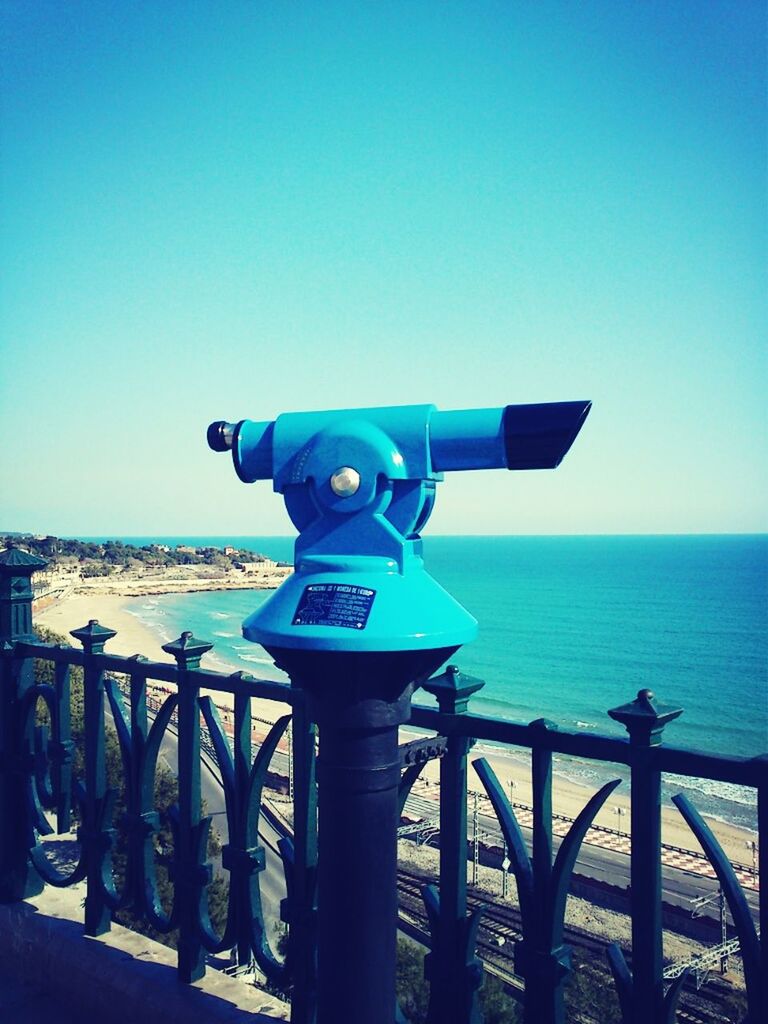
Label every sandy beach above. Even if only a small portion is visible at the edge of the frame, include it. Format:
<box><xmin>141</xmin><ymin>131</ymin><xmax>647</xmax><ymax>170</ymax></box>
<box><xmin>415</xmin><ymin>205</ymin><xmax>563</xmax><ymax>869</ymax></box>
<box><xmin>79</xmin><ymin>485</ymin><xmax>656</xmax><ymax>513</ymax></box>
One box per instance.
<box><xmin>36</xmin><ymin>590</ymin><xmax>758</xmax><ymax>873</ymax></box>
<box><xmin>35</xmin><ymin>592</ymin><xmax>293</xmax><ymax>725</ymax></box>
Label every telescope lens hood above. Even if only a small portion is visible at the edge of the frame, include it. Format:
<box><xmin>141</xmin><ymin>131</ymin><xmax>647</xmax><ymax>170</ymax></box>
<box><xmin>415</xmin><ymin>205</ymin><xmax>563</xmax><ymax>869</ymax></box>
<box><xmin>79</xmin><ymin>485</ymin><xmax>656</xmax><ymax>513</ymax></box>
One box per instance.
<box><xmin>503</xmin><ymin>401</ymin><xmax>591</xmax><ymax>469</ymax></box>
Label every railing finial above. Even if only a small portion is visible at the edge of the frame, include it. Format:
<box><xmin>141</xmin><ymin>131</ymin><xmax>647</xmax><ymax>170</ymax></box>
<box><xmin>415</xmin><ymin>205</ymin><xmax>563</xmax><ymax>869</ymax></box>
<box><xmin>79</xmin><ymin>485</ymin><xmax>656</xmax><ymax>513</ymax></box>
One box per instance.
<box><xmin>162</xmin><ymin>632</ymin><xmax>213</xmax><ymax>671</ymax></box>
<box><xmin>608</xmin><ymin>688</ymin><xmax>682</xmax><ymax>747</ymax></box>
<box><xmin>70</xmin><ymin>619</ymin><xmax>117</xmax><ymax>654</ymax></box>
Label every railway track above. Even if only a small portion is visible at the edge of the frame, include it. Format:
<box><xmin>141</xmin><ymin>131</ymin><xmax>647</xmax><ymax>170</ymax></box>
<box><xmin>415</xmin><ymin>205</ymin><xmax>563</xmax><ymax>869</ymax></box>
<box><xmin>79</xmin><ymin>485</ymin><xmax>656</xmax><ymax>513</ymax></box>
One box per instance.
<box><xmin>397</xmin><ymin>866</ymin><xmax>744</xmax><ymax>1024</ymax></box>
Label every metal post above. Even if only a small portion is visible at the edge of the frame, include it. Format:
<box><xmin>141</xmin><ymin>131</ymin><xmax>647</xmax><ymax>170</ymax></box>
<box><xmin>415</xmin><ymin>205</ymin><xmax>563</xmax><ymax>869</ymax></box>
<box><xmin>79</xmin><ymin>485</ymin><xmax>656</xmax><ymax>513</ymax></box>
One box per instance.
<box><xmin>472</xmin><ymin>792</ymin><xmax>479</xmax><ymax>886</ymax></box>
<box><xmin>231</xmin><ymin>690</ymin><xmax>253</xmax><ymax>970</ymax></box>
<box><xmin>521</xmin><ymin>719</ymin><xmax>571</xmax><ymax>1024</ymax></box>
<box><xmin>422</xmin><ymin>666</ymin><xmax>485</xmax><ymax>1024</ymax></box>
<box><xmin>317</xmin><ymin>714</ymin><xmax>400</xmax><ymax>1022</ymax></box>
<box><xmin>0</xmin><ymin>547</ymin><xmax>47</xmax><ymax>902</ymax></box>
<box><xmin>123</xmin><ymin>661</ymin><xmax>155</xmax><ymax>919</ymax></box>
<box><xmin>71</xmin><ymin>618</ymin><xmax>118</xmax><ymax>936</ymax></box>
<box><xmin>162</xmin><ymin>631</ymin><xmax>213</xmax><ymax>983</ymax></box>
<box><xmin>501</xmin><ymin>841</ymin><xmax>509</xmax><ymax>899</ymax></box>
<box><xmin>609</xmin><ymin>689</ymin><xmax>682</xmax><ymax>1024</ymax></box>
<box><xmin>272</xmin><ymin>647</ymin><xmax>455</xmax><ymax>1024</ymax></box>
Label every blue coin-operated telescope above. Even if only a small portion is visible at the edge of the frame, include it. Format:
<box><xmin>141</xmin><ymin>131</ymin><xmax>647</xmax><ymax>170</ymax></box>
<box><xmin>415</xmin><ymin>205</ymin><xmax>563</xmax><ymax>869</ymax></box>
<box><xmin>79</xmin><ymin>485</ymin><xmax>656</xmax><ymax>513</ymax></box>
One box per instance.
<box><xmin>208</xmin><ymin>401</ymin><xmax>590</xmax><ymax>657</ymax></box>
<box><xmin>207</xmin><ymin>400</ymin><xmax>590</xmax><ymax>1024</ymax></box>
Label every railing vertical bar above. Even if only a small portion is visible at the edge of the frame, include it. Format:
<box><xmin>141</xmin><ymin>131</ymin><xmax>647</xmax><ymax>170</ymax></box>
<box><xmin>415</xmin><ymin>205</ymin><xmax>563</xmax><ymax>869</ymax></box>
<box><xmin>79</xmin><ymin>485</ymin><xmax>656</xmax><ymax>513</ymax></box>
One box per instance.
<box><xmin>163</xmin><ymin>633</ymin><xmax>213</xmax><ymax>984</ymax></box>
<box><xmin>472</xmin><ymin>791</ymin><xmax>479</xmax><ymax>885</ymax></box>
<box><xmin>423</xmin><ymin>666</ymin><xmax>484</xmax><ymax>1024</ymax></box>
<box><xmin>0</xmin><ymin>548</ymin><xmax>46</xmax><ymax>901</ymax></box>
<box><xmin>609</xmin><ymin>690</ymin><xmax>682</xmax><ymax>1024</ymax></box>
<box><xmin>531</xmin><ymin>733</ymin><xmax>553</xmax><ymax>890</ymax></box>
<box><xmin>127</xmin><ymin>664</ymin><xmax>150</xmax><ymax>913</ymax></box>
<box><xmin>631</xmin><ymin>752</ymin><xmax>663</xmax><ymax>1020</ymax></box>
<box><xmin>0</xmin><ymin>649</ymin><xmax>39</xmax><ymax>897</ymax></box>
<box><xmin>233</xmin><ymin>690</ymin><xmax>252</xmax><ymax>968</ymax></box>
<box><xmin>71</xmin><ymin>620</ymin><xmax>118</xmax><ymax>937</ymax></box>
<box><xmin>529</xmin><ymin>721</ymin><xmax>558</xmax><ymax>1024</ymax></box>
<box><xmin>53</xmin><ymin>661</ymin><xmax>73</xmax><ymax>834</ymax></box>
<box><xmin>177</xmin><ymin>663</ymin><xmax>203</xmax><ymax>980</ymax></box>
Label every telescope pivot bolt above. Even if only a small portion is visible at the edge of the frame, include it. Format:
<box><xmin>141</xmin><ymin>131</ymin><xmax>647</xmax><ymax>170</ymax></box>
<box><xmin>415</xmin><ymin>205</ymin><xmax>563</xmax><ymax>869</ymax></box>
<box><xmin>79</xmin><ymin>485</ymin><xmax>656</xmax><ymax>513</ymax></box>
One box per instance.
<box><xmin>330</xmin><ymin>466</ymin><xmax>361</xmax><ymax>498</ymax></box>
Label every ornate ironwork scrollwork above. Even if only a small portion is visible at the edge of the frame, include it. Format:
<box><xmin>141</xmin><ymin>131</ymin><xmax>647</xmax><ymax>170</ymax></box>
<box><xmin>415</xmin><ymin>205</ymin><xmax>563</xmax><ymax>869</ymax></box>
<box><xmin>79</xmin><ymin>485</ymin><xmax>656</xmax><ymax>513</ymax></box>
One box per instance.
<box><xmin>199</xmin><ymin>692</ymin><xmax>291</xmax><ymax>983</ymax></box>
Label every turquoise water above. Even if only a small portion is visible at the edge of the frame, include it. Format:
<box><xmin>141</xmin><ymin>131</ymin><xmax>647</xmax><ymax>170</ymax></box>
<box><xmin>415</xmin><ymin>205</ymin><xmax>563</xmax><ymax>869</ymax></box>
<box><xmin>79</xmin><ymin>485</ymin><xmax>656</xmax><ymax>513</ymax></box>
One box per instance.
<box><xmin>115</xmin><ymin>534</ymin><xmax>767</xmax><ymax>828</ymax></box>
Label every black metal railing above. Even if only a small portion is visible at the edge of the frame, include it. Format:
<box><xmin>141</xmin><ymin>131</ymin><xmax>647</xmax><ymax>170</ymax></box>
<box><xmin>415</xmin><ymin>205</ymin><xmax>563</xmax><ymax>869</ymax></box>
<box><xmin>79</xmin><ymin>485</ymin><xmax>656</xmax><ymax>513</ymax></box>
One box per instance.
<box><xmin>0</xmin><ymin>549</ymin><xmax>764</xmax><ymax>1024</ymax></box>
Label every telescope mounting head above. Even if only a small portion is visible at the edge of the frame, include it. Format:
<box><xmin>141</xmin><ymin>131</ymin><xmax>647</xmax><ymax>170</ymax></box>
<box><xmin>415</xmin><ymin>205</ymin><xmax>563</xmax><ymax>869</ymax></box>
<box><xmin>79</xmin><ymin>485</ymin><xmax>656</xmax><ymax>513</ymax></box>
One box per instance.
<box><xmin>207</xmin><ymin>401</ymin><xmax>590</xmax><ymax>654</ymax></box>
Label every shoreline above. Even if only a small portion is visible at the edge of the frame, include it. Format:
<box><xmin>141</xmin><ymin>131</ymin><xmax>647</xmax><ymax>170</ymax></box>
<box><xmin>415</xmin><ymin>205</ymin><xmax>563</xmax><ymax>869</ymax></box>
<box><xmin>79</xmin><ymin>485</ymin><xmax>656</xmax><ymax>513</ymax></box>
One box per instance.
<box><xmin>35</xmin><ymin>592</ymin><xmax>293</xmax><ymax>723</ymax></box>
<box><xmin>35</xmin><ymin>590</ymin><xmax>759</xmax><ymax>874</ymax></box>
<box><xmin>34</xmin><ymin>564</ymin><xmax>293</xmax><ymax>604</ymax></box>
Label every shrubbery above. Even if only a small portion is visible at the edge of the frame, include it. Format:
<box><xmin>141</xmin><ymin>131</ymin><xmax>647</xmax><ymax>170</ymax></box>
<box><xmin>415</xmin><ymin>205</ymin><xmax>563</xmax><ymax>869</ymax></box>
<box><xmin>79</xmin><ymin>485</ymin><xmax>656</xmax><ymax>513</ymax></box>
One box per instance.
<box><xmin>3</xmin><ymin>533</ymin><xmax>268</xmax><ymax>570</ymax></box>
<box><xmin>396</xmin><ymin>938</ymin><xmax>521</xmax><ymax>1023</ymax></box>
<box><xmin>33</xmin><ymin>625</ymin><xmax>229</xmax><ymax>949</ymax></box>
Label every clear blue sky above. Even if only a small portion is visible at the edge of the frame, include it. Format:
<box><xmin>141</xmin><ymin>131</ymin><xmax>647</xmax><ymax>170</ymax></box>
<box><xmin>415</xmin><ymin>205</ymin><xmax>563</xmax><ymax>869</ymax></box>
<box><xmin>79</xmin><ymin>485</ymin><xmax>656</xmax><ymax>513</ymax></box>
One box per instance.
<box><xmin>1</xmin><ymin>1</ymin><xmax>765</xmax><ymax>537</ymax></box>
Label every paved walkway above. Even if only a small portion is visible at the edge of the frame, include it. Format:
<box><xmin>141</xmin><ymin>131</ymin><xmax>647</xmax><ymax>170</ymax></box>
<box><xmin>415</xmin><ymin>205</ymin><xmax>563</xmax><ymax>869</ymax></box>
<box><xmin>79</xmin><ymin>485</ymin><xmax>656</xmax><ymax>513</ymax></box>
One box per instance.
<box><xmin>0</xmin><ymin>969</ymin><xmax>82</xmax><ymax>1024</ymax></box>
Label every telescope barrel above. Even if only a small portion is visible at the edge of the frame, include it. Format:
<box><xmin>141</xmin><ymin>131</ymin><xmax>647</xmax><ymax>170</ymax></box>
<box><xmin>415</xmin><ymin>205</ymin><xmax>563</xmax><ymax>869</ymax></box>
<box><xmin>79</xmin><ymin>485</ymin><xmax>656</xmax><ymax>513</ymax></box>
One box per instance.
<box><xmin>428</xmin><ymin>408</ymin><xmax>508</xmax><ymax>471</ymax></box>
<box><xmin>208</xmin><ymin>400</ymin><xmax>591</xmax><ymax>484</ymax></box>
<box><xmin>429</xmin><ymin>401</ymin><xmax>591</xmax><ymax>472</ymax></box>
<box><xmin>233</xmin><ymin>419</ymin><xmax>274</xmax><ymax>482</ymax></box>
<box><xmin>207</xmin><ymin>419</ymin><xmax>274</xmax><ymax>481</ymax></box>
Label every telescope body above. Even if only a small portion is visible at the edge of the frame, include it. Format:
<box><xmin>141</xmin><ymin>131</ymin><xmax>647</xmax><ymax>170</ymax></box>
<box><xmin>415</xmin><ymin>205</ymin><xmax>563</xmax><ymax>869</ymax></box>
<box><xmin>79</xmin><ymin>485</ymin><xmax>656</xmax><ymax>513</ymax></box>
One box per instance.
<box><xmin>207</xmin><ymin>401</ymin><xmax>590</xmax><ymax>654</ymax></box>
<box><xmin>212</xmin><ymin>401</ymin><xmax>591</xmax><ymax>485</ymax></box>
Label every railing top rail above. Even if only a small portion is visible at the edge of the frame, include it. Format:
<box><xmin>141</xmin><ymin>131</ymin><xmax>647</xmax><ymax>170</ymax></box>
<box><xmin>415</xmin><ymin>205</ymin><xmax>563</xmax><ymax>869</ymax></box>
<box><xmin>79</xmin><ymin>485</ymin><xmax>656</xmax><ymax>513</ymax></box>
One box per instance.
<box><xmin>411</xmin><ymin>703</ymin><xmax>767</xmax><ymax>789</ymax></box>
<box><xmin>14</xmin><ymin>638</ymin><xmax>764</xmax><ymax>787</ymax></box>
<box><xmin>14</xmin><ymin>638</ymin><xmax>296</xmax><ymax>705</ymax></box>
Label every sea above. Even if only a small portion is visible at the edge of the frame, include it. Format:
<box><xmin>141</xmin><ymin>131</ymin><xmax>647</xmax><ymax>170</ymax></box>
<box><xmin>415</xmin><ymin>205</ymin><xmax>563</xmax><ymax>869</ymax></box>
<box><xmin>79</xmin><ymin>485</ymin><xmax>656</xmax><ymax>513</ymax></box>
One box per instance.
<box><xmin>106</xmin><ymin>534</ymin><xmax>767</xmax><ymax>831</ymax></box>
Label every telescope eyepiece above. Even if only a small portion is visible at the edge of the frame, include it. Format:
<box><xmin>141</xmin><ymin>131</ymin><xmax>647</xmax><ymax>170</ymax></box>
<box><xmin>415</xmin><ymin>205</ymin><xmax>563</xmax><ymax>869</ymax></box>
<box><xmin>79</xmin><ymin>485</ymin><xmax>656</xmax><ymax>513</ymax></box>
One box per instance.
<box><xmin>207</xmin><ymin>420</ymin><xmax>237</xmax><ymax>452</ymax></box>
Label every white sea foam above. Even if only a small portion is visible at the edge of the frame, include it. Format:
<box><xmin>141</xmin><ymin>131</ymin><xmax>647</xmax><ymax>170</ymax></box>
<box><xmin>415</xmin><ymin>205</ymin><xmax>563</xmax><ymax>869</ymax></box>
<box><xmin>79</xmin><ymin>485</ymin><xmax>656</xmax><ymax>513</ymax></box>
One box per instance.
<box><xmin>664</xmin><ymin>773</ymin><xmax>757</xmax><ymax>809</ymax></box>
<box><xmin>204</xmin><ymin>652</ymin><xmax>235</xmax><ymax>672</ymax></box>
<box><xmin>238</xmin><ymin>654</ymin><xmax>274</xmax><ymax>665</ymax></box>
<box><xmin>213</xmin><ymin>631</ymin><xmax>236</xmax><ymax>638</ymax></box>
<box><xmin>209</xmin><ymin>611</ymin><xmax>231</xmax><ymax>620</ymax></box>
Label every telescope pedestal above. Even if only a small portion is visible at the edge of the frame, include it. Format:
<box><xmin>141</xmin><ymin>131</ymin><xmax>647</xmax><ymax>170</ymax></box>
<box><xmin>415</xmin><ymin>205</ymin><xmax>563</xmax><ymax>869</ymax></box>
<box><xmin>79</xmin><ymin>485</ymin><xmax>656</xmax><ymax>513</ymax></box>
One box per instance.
<box><xmin>267</xmin><ymin>648</ymin><xmax>457</xmax><ymax>1024</ymax></box>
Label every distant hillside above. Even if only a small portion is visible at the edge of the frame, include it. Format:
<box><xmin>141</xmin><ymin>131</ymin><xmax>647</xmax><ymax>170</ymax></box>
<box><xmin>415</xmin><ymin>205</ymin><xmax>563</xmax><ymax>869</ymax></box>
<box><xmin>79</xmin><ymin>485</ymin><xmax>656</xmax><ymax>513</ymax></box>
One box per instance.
<box><xmin>1</xmin><ymin>534</ymin><xmax>270</xmax><ymax>574</ymax></box>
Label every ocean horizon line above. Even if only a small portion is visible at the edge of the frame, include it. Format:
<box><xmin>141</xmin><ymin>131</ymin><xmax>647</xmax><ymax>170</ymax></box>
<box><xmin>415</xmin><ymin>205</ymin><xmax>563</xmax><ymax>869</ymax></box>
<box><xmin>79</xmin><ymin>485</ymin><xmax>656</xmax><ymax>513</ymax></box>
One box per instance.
<box><xmin>10</xmin><ymin>529</ymin><xmax>766</xmax><ymax>541</ymax></box>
